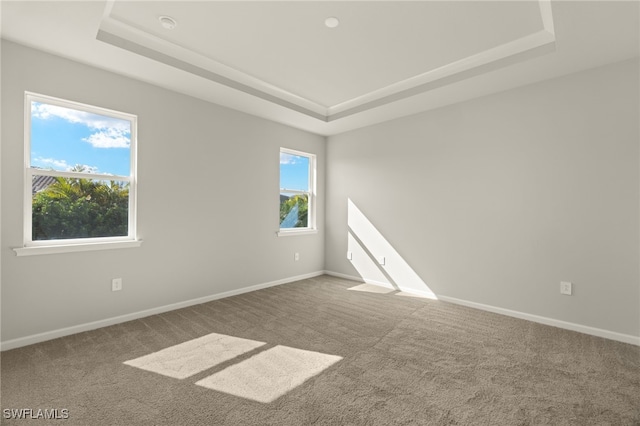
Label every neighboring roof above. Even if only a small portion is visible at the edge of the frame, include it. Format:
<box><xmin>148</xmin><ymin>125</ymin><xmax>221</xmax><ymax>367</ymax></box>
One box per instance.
<box><xmin>32</xmin><ymin>175</ymin><xmax>57</xmax><ymax>195</ymax></box>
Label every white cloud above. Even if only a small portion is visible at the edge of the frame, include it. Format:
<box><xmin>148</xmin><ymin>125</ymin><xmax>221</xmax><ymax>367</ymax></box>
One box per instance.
<box><xmin>33</xmin><ymin>157</ymin><xmax>70</xmax><ymax>170</ymax></box>
<box><xmin>32</xmin><ymin>102</ymin><xmax>129</xmax><ymax>132</ymax></box>
<box><xmin>32</xmin><ymin>102</ymin><xmax>130</xmax><ymax>149</ymax></box>
<box><xmin>82</xmin><ymin>128</ymin><xmax>130</xmax><ymax>148</ymax></box>
<box><xmin>280</xmin><ymin>152</ymin><xmax>299</xmax><ymax>165</ymax></box>
<box><xmin>33</xmin><ymin>157</ymin><xmax>99</xmax><ymax>173</ymax></box>
<box><xmin>73</xmin><ymin>164</ymin><xmax>99</xmax><ymax>174</ymax></box>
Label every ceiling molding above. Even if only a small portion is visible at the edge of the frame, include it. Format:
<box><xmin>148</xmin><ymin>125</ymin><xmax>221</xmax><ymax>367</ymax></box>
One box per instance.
<box><xmin>327</xmin><ymin>30</ymin><xmax>556</xmax><ymax>121</ymax></box>
<box><xmin>95</xmin><ymin>30</ymin><xmax>329</xmax><ymax>122</ymax></box>
<box><xmin>328</xmin><ymin>0</ymin><xmax>556</xmax><ymax>117</ymax></box>
<box><xmin>96</xmin><ymin>0</ymin><xmax>556</xmax><ymax>123</ymax></box>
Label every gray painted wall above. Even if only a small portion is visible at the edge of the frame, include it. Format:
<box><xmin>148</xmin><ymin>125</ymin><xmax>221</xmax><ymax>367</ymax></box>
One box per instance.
<box><xmin>1</xmin><ymin>41</ymin><xmax>325</xmax><ymax>342</ymax></box>
<box><xmin>325</xmin><ymin>58</ymin><xmax>639</xmax><ymax>337</ymax></box>
<box><xmin>2</xmin><ymin>40</ymin><xmax>638</xmax><ymax>345</ymax></box>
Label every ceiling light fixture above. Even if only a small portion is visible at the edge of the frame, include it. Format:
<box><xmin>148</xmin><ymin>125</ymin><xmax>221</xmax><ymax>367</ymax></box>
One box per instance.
<box><xmin>158</xmin><ymin>16</ymin><xmax>177</xmax><ymax>30</ymax></box>
<box><xmin>324</xmin><ymin>17</ymin><xmax>340</xmax><ymax>29</ymax></box>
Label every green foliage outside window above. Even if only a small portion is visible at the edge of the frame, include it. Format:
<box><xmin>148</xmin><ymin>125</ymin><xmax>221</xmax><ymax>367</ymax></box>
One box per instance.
<box><xmin>32</xmin><ymin>174</ymin><xmax>129</xmax><ymax>240</ymax></box>
<box><xmin>279</xmin><ymin>194</ymin><xmax>308</xmax><ymax>228</ymax></box>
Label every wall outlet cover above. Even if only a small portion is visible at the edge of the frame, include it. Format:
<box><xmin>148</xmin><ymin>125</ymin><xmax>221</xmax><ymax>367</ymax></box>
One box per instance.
<box><xmin>560</xmin><ymin>281</ymin><xmax>572</xmax><ymax>295</ymax></box>
<box><xmin>112</xmin><ymin>278</ymin><xmax>123</xmax><ymax>292</ymax></box>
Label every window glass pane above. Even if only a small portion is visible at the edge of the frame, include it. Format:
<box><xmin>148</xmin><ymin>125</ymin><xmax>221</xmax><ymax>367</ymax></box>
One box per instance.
<box><xmin>32</xmin><ymin>175</ymin><xmax>129</xmax><ymax>240</ymax></box>
<box><xmin>30</xmin><ymin>101</ymin><xmax>131</xmax><ymax>176</ymax></box>
<box><xmin>279</xmin><ymin>193</ymin><xmax>308</xmax><ymax>228</ymax></box>
<box><xmin>279</xmin><ymin>152</ymin><xmax>309</xmax><ymax>191</ymax></box>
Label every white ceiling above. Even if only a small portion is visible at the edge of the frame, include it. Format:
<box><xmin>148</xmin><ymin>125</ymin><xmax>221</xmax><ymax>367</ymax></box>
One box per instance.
<box><xmin>108</xmin><ymin>1</ymin><xmax>544</xmax><ymax>107</ymax></box>
<box><xmin>1</xmin><ymin>1</ymin><xmax>638</xmax><ymax>136</ymax></box>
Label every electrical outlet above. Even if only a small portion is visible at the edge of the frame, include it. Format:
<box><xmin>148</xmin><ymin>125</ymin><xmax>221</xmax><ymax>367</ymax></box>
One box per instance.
<box><xmin>112</xmin><ymin>278</ymin><xmax>123</xmax><ymax>292</ymax></box>
<box><xmin>560</xmin><ymin>281</ymin><xmax>572</xmax><ymax>295</ymax></box>
<box><xmin>294</xmin><ymin>252</ymin><xmax>300</xmax><ymax>261</ymax></box>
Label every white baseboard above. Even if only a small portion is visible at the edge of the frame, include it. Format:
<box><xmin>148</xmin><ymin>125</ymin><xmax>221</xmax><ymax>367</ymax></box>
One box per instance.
<box><xmin>0</xmin><ymin>271</ymin><xmax>325</xmax><ymax>351</ymax></box>
<box><xmin>437</xmin><ymin>295</ymin><xmax>640</xmax><ymax>346</ymax></box>
<box><xmin>324</xmin><ymin>270</ymin><xmax>640</xmax><ymax>346</ymax></box>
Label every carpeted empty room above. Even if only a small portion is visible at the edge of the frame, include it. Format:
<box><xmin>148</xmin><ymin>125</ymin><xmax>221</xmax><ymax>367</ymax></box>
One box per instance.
<box><xmin>1</xmin><ymin>276</ymin><xmax>639</xmax><ymax>425</ymax></box>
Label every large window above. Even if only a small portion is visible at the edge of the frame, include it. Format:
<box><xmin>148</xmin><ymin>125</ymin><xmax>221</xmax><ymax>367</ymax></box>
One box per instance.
<box><xmin>22</xmin><ymin>92</ymin><xmax>137</xmax><ymax>250</ymax></box>
<box><xmin>279</xmin><ymin>148</ymin><xmax>316</xmax><ymax>235</ymax></box>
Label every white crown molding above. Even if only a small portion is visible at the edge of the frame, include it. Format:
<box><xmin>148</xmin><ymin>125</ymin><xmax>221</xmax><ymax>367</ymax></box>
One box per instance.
<box><xmin>326</xmin><ymin>30</ymin><xmax>556</xmax><ymax>117</ymax></box>
<box><xmin>97</xmin><ymin>0</ymin><xmax>556</xmax><ymax>123</ymax></box>
<box><xmin>98</xmin><ymin>11</ymin><xmax>329</xmax><ymax>117</ymax></box>
<box><xmin>328</xmin><ymin>0</ymin><xmax>556</xmax><ymax>118</ymax></box>
<box><xmin>539</xmin><ymin>0</ymin><xmax>556</xmax><ymax>36</ymax></box>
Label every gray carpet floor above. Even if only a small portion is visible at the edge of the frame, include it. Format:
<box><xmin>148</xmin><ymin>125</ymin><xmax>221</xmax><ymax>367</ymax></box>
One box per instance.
<box><xmin>1</xmin><ymin>275</ymin><xmax>639</xmax><ymax>425</ymax></box>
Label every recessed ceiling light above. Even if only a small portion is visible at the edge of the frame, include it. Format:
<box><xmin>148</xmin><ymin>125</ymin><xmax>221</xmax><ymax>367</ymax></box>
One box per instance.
<box><xmin>325</xmin><ymin>17</ymin><xmax>340</xmax><ymax>29</ymax></box>
<box><xmin>159</xmin><ymin>16</ymin><xmax>177</xmax><ymax>30</ymax></box>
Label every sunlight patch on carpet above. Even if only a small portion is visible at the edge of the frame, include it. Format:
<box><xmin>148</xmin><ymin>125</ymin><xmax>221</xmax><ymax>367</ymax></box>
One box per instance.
<box><xmin>347</xmin><ymin>283</ymin><xmax>395</xmax><ymax>294</ymax></box>
<box><xmin>195</xmin><ymin>345</ymin><xmax>343</xmax><ymax>403</ymax></box>
<box><xmin>124</xmin><ymin>333</ymin><xmax>266</xmax><ymax>379</ymax></box>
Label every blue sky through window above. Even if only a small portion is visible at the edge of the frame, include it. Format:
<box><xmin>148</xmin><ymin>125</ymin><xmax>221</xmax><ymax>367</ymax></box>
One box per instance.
<box><xmin>280</xmin><ymin>152</ymin><xmax>309</xmax><ymax>191</ymax></box>
<box><xmin>30</xmin><ymin>101</ymin><xmax>131</xmax><ymax>176</ymax></box>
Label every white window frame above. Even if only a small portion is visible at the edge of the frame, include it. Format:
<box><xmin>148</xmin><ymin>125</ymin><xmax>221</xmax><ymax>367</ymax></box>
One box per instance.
<box><xmin>277</xmin><ymin>147</ymin><xmax>317</xmax><ymax>237</ymax></box>
<box><xmin>14</xmin><ymin>92</ymin><xmax>140</xmax><ymax>256</ymax></box>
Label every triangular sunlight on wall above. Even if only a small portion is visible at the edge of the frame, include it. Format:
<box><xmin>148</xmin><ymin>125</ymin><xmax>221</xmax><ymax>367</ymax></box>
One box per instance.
<box><xmin>347</xmin><ymin>198</ymin><xmax>437</xmax><ymax>299</ymax></box>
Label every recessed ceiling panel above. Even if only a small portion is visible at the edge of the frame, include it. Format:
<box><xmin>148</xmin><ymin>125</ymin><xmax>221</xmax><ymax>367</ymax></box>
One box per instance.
<box><xmin>108</xmin><ymin>1</ymin><xmax>545</xmax><ymax>107</ymax></box>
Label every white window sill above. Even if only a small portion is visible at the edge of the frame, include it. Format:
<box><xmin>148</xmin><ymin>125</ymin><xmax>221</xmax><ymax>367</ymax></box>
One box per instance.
<box><xmin>13</xmin><ymin>240</ymin><xmax>143</xmax><ymax>256</ymax></box>
<box><xmin>276</xmin><ymin>229</ymin><xmax>318</xmax><ymax>237</ymax></box>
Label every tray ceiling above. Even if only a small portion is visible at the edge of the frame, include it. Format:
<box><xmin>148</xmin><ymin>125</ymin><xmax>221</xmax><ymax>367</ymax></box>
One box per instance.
<box><xmin>1</xmin><ymin>1</ymin><xmax>638</xmax><ymax>135</ymax></box>
<box><xmin>97</xmin><ymin>1</ymin><xmax>555</xmax><ymax>121</ymax></box>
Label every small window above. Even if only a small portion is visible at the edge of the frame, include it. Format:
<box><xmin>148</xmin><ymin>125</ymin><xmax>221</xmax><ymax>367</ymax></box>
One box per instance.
<box><xmin>23</xmin><ymin>92</ymin><xmax>137</xmax><ymax>247</ymax></box>
<box><xmin>279</xmin><ymin>148</ymin><xmax>316</xmax><ymax>235</ymax></box>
